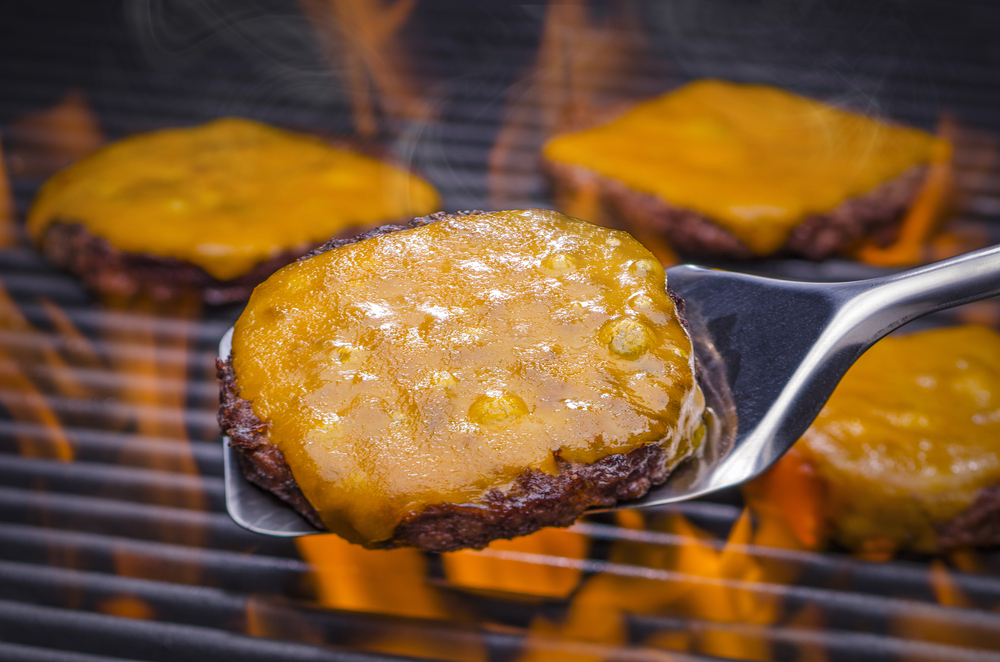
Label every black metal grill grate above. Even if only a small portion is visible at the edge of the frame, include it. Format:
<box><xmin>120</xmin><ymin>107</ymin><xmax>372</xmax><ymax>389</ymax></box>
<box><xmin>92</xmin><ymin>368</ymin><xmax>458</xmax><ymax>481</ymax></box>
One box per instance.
<box><xmin>2</xmin><ymin>1</ymin><xmax>1000</xmax><ymax>660</ymax></box>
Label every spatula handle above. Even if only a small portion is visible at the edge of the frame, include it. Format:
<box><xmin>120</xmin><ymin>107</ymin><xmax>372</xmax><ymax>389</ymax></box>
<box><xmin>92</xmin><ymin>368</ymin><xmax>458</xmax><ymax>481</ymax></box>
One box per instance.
<box><xmin>722</xmin><ymin>244</ymin><xmax>1000</xmax><ymax>485</ymax></box>
<box><xmin>839</xmin><ymin>243</ymin><xmax>1000</xmax><ymax>345</ymax></box>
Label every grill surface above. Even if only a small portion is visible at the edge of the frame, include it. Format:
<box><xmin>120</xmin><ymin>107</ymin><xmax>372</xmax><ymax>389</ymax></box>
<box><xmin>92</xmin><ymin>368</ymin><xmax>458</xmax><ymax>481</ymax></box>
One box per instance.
<box><xmin>2</xmin><ymin>1</ymin><xmax>1000</xmax><ymax>660</ymax></box>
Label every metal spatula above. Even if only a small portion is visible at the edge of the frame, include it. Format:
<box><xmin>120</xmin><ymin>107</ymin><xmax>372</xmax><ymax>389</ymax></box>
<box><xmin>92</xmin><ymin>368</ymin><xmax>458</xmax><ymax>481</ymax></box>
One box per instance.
<box><xmin>221</xmin><ymin>245</ymin><xmax>1000</xmax><ymax>537</ymax></box>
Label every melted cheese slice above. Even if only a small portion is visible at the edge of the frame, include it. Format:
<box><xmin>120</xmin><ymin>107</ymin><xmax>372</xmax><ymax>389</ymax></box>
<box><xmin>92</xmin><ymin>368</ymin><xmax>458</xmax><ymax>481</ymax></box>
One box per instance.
<box><xmin>27</xmin><ymin>118</ymin><xmax>440</xmax><ymax>280</ymax></box>
<box><xmin>800</xmin><ymin>326</ymin><xmax>1000</xmax><ymax>552</ymax></box>
<box><xmin>543</xmin><ymin>80</ymin><xmax>948</xmax><ymax>255</ymax></box>
<box><xmin>232</xmin><ymin>209</ymin><xmax>705</xmax><ymax>546</ymax></box>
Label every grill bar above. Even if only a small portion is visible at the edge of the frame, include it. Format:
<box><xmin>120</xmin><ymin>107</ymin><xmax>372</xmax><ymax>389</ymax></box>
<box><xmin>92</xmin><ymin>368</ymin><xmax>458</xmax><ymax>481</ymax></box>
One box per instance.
<box><xmin>574</xmin><ymin>522</ymin><xmax>1000</xmax><ymax>603</ymax></box>
<box><xmin>0</xmin><ymin>421</ymin><xmax>223</xmax><ymax>474</ymax></box>
<box><xmin>0</xmin><ymin>361</ymin><xmax>217</xmax><ymax>398</ymax></box>
<box><xmin>0</xmin><ymin>642</ymin><xmax>146</xmax><ymax>662</ymax></box>
<box><xmin>0</xmin><ymin>523</ymin><xmax>307</xmax><ymax>592</ymax></box>
<box><xmin>0</xmin><ymin>330</ymin><xmax>217</xmax><ymax>374</ymax></box>
<box><xmin>0</xmin><ymin>390</ymin><xmax>217</xmax><ymax>439</ymax></box>
<box><xmin>0</xmin><ymin>455</ymin><xmax>223</xmax><ymax>510</ymax></box>
<box><xmin>0</xmin><ymin>599</ymin><xmax>422</xmax><ymax>662</ymax></box>
<box><xmin>0</xmin><ymin>561</ymin><xmax>535</xmax><ymax>662</ymax></box>
<box><xmin>630</xmin><ymin>615</ymin><xmax>1000</xmax><ymax>662</ymax></box>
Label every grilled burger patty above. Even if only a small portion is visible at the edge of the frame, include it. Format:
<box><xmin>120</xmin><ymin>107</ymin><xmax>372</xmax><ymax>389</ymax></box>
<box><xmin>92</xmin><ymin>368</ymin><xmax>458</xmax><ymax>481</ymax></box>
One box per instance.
<box><xmin>752</xmin><ymin>326</ymin><xmax>1000</xmax><ymax>555</ymax></box>
<box><xmin>218</xmin><ymin>210</ymin><xmax>706</xmax><ymax>551</ymax></box>
<box><xmin>27</xmin><ymin>118</ymin><xmax>440</xmax><ymax>303</ymax></box>
<box><xmin>939</xmin><ymin>485</ymin><xmax>1000</xmax><ymax>550</ymax></box>
<box><xmin>542</xmin><ymin>80</ymin><xmax>947</xmax><ymax>260</ymax></box>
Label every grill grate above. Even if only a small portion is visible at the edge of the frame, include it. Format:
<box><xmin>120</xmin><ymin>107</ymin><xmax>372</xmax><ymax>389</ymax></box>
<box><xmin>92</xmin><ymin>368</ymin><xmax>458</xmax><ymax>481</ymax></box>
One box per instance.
<box><xmin>2</xmin><ymin>1</ymin><xmax>1000</xmax><ymax>661</ymax></box>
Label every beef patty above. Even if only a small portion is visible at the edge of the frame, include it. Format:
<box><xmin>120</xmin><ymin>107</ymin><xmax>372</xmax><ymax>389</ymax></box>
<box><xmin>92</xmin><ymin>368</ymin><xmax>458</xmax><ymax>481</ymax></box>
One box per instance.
<box><xmin>545</xmin><ymin>160</ymin><xmax>928</xmax><ymax>261</ymax></box>
<box><xmin>542</xmin><ymin>80</ymin><xmax>947</xmax><ymax>260</ymax></box>
<box><xmin>27</xmin><ymin>118</ymin><xmax>440</xmax><ymax>303</ymax></box>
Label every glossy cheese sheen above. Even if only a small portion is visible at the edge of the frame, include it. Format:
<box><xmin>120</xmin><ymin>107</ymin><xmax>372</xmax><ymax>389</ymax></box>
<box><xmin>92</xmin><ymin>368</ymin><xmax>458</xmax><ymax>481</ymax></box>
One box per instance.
<box><xmin>232</xmin><ymin>209</ymin><xmax>704</xmax><ymax>545</ymax></box>
<box><xmin>543</xmin><ymin>80</ymin><xmax>948</xmax><ymax>255</ymax></box>
<box><xmin>27</xmin><ymin>118</ymin><xmax>440</xmax><ymax>280</ymax></box>
<box><xmin>800</xmin><ymin>326</ymin><xmax>1000</xmax><ymax>552</ymax></box>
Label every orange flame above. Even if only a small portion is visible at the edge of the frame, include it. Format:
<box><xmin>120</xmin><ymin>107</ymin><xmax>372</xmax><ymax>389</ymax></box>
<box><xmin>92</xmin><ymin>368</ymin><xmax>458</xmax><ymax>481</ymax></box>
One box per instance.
<box><xmin>488</xmin><ymin>0</ymin><xmax>652</xmax><ymax>210</ymax></box>
<box><xmin>101</xmin><ymin>294</ymin><xmax>208</xmax><ymax>580</ymax></box>
<box><xmin>295</xmin><ymin>534</ymin><xmax>486</xmax><ymax>660</ymax></box>
<box><xmin>928</xmin><ymin>559</ymin><xmax>974</xmax><ymax>609</ymax></box>
<box><xmin>38</xmin><ymin>298</ymin><xmax>106</xmax><ymax>372</ymax></box>
<box><xmin>247</xmin><ymin>593</ymin><xmax>487</xmax><ymax>661</ymax></box>
<box><xmin>784</xmin><ymin>603</ymin><xmax>830</xmax><ymax>662</ymax></box>
<box><xmin>0</xmin><ymin>278</ymin><xmax>218</xmax><ymax>584</ymax></box>
<box><xmin>298</xmin><ymin>0</ymin><xmax>431</xmax><ymax>137</ymax></box>
<box><xmin>857</xmin><ymin>113</ymin><xmax>996</xmax><ymax>267</ymax></box>
<box><xmin>891</xmin><ymin>559</ymin><xmax>1000</xmax><ymax>656</ymax></box>
<box><xmin>743</xmin><ymin>443</ymin><xmax>912</xmax><ymax>562</ymax></box>
<box><xmin>0</xmin><ymin>281</ymin><xmax>73</xmax><ymax>460</ymax></box>
<box><xmin>0</xmin><ymin>292</ymin><xmax>90</xmax><ymax>401</ymax></box>
<box><xmin>297</xmin><ymin>534</ymin><xmax>450</xmax><ymax>619</ymax></box>
<box><xmin>519</xmin><ymin>509</ymin><xmax>803</xmax><ymax>661</ymax></box>
<box><xmin>100</xmin><ymin>294</ymin><xmax>204</xmax><ymax>468</ymax></box>
<box><xmin>8</xmin><ymin>89</ymin><xmax>105</xmax><ymax>179</ymax></box>
<box><xmin>97</xmin><ymin>595</ymin><xmax>156</xmax><ymax>621</ymax></box>
<box><xmin>664</xmin><ymin>511</ymin><xmax>780</xmax><ymax>659</ymax></box>
<box><xmin>442</xmin><ymin>527</ymin><xmax>587</xmax><ymax>598</ymax></box>
<box><xmin>245</xmin><ymin>595</ymin><xmax>325</xmax><ymax>643</ymax></box>
<box><xmin>742</xmin><ymin>446</ymin><xmax>827</xmax><ymax>550</ymax></box>
<box><xmin>947</xmin><ymin>548</ymin><xmax>983</xmax><ymax>575</ymax></box>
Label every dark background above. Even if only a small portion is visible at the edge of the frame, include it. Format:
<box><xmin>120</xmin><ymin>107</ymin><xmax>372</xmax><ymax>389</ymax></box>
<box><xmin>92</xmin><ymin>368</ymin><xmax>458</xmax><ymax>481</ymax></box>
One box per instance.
<box><xmin>2</xmin><ymin>0</ymin><xmax>999</xmax><ymax>214</ymax></box>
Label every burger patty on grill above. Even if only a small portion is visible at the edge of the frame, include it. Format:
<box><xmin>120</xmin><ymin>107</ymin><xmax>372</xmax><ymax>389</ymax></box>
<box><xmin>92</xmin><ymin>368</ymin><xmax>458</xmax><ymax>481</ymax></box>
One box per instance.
<box><xmin>27</xmin><ymin>119</ymin><xmax>441</xmax><ymax>304</ymax></box>
<box><xmin>544</xmin><ymin>160</ymin><xmax>928</xmax><ymax>261</ymax></box>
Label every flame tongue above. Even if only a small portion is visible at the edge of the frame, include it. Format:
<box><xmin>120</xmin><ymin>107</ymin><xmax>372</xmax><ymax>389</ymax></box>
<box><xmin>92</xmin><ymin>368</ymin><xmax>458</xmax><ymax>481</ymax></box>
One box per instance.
<box><xmin>298</xmin><ymin>0</ymin><xmax>431</xmax><ymax>137</ymax></box>
<box><xmin>8</xmin><ymin>89</ymin><xmax>104</xmax><ymax>179</ymax></box>
<box><xmin>0</xmin><ymin>281</ymin><xmax>73</xmax><ymax>461</ymax></box>
<box><xmin>488</xmin><ymin>0</ymin><xmax>653</xmax><ymax>211</ymax></box>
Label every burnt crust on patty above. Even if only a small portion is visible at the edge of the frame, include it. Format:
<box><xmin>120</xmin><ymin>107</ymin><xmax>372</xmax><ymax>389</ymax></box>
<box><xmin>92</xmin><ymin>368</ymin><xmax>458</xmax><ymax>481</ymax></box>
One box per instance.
<box><xmin>217</xmin><ymin>352</ymin><xmax>324</xmax><ymax>529</ymax></box>
<box><xmin>217</xmin><ymin>209</ymin><xmax>689</xmax><ymax>551</ymax></box>
<box><xmin>389</xmin><ymin>445</ymin><xmax>668</xmax><ymax>551</ymax></box>
<box><xmin>937</xmin><ymin>485</ymin><xmax>1000</xmax><ymax>550</ymax></box>
<box><xmin>38</xmin><ymin>220</ymin><xmax>396</xmax><ymax>305</ymax></box>
<box><xmin>543</xmin><ymin>160</ymin><xmax>928</xmax><ymax>260</ymax></box>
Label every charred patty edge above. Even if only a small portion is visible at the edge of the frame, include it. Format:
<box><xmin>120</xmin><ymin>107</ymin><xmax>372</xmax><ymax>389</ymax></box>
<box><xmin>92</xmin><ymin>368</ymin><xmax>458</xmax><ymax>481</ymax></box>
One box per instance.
<box><xmin>218</xmin><ymin>209</ymin><xmax>689</xmax><ymax>551</ymax></box>
<box><xmin>937</xmin><ymin>485</ymin><xmax>1000</xmax><ymax>550</ymax></box>
<box><xmin>37</xmin><ymin>220</ymin><xmax>388</xmax><ymax>305</ymax></box>
<box><xmin>543</xmin><ymin>159</ymin><xmax>929</xmax><ymax>260</ymax></box>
